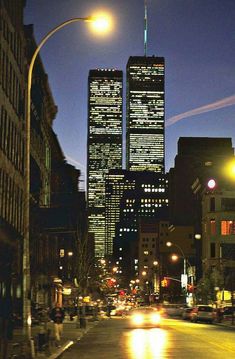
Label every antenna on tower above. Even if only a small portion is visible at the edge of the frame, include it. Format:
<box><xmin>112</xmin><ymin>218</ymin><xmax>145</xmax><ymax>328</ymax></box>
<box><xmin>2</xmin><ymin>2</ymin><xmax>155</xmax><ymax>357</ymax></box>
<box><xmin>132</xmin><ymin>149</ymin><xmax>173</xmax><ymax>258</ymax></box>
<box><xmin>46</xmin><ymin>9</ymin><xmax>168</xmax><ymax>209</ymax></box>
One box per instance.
<box><xmin>144</xmin><ymin>0</ymin><xmax>148</xmax><ymax>56</ymax></box>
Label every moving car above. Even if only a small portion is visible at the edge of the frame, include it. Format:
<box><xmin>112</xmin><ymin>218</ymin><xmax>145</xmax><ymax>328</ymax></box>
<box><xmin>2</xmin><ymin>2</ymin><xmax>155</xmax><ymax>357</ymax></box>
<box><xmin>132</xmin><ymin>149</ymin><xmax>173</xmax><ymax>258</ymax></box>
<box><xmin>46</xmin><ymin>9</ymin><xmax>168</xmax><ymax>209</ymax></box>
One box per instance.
<box><xmin>129</xmin><ymin>306</ymin><xmax>161</xmax><ymax>328</ymax></box>
<box><xmin>191</xmin><ymin>305</ymin><xmax>216</xmax><ymax>323</ymax></box>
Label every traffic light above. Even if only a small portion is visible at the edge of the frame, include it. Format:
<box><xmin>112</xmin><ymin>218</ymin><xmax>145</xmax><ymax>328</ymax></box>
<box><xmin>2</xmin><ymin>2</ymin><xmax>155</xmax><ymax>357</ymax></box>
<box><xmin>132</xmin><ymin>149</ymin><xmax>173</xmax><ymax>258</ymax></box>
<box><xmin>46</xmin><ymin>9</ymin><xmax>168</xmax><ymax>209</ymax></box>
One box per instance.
<box><xmin>187</xmin><ymin>284</ymin><xmax>194</xmax><ymax>293</ymax></box>
<box><xmin>161</xmin><ymin>277</ymin><xmax>168</xmax><ymax>287</ymax></box>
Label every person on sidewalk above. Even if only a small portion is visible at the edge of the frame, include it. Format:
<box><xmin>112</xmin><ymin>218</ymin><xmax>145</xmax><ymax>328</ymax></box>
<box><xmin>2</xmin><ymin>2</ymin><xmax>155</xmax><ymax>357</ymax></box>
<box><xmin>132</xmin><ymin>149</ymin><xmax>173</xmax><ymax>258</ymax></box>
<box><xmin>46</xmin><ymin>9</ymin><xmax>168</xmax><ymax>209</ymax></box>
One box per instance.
<box><xmin>49</xmin><ymin>303</ymin><xmax>65</xmax><ymax>345</ymax></box>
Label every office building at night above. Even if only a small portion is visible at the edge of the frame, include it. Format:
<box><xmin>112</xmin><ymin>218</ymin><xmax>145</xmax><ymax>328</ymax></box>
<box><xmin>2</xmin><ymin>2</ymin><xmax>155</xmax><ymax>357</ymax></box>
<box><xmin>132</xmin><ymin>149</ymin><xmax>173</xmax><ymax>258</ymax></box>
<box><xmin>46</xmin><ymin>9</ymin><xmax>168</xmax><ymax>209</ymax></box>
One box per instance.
<box><xmin>107</xmin><ymin>170</ymin><xmax>169</xmax><ymax>283</ymax></box>
<box><xmin>126</xmin><ymin>56</ymin><xmax>165</xmax><ymax>173</ymax></box>
<box><xmin>87</xmin><ymin>69</ymin><xmax>123</xmax><ymax>257</ymax></box>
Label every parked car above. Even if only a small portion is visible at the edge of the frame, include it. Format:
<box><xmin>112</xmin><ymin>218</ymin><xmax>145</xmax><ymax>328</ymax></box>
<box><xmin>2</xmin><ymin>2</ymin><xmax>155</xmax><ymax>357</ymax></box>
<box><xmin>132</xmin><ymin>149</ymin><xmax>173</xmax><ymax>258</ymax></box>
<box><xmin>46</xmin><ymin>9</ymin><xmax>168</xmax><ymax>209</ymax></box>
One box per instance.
<box><xmin>182</xmin><ymin>307</ymin><xmax>194</xmax><ymax>320</ymax></box>
<box><xmin>161</xmin><ymin>303</ymin><xmax>186</xmax><ymax>317</ymax></box>
<box><xmin>191</xmin><ymin>305</ymin><xmax>216</xmax><ymax>323</ymax></box>
<box><xmin>222</xmin><ymin>306</ymin><xmax>235</xmax><ymax>321</ymax></box>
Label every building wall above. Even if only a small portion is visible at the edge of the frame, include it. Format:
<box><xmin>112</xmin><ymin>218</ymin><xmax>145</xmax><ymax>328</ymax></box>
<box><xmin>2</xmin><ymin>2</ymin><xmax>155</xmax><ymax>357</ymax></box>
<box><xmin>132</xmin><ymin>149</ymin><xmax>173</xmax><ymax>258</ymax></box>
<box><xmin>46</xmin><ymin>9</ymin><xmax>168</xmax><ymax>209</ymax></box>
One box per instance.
<box><xmin>0</xmin><ymin>0</ymin><xmax>26</xmax><ymax>317</ymax></box>
<box><xmin>87</xmin><ymin>69</ymin><xmax>123</xmax><ymax>257</ymax></box>
<box><xmin>202</xmin><ymin>187</ymin><xmax>235</xmax><ymax>268</ymax></box>
<box><xmin>169</xmin><ymin>137</ymin><xmax>234</xmax><ymax>226</ymax></box>
<box><xmin>126</xmin><ymin>56</ymin><xmax>165</xmax><ymax>173</ymax></box>
<box><xmin>112</xmin><ymin>172</ymin><xmax>169</xmax><ymax>286</ymax></box>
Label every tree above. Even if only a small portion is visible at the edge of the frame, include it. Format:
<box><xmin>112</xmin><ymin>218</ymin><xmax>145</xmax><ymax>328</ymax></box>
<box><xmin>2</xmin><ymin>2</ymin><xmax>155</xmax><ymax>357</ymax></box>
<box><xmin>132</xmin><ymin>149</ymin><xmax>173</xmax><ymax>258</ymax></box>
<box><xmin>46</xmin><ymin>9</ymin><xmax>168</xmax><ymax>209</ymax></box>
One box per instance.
<box><xmin>225</xmin><ymin>267</ymin><xmax>235</xmax><ymax>325</ymax></box>
<box><xmin>196</xmin><ymin>268</ymin><xmax>224</xmax><ymax>304</ymax></box>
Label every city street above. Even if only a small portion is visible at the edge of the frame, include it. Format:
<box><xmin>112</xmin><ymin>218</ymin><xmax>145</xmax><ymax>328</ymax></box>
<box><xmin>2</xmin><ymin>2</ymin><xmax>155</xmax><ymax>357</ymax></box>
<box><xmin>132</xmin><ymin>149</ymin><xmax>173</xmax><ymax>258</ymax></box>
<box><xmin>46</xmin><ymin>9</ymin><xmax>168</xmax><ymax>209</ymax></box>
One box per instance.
<box><xmin>63</xmin><ymin>317</ymin><xmax>235</xmax><ymax>359</ymax></box>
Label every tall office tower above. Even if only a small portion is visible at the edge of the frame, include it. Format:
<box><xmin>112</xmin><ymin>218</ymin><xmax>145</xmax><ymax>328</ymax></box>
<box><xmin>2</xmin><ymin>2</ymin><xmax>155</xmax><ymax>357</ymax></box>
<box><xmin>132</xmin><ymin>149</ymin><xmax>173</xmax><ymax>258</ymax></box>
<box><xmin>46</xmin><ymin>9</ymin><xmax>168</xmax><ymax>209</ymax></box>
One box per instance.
<box><xmin>126</xmin><ymin>56</ymin><xmax>165</xmax><ymax>173</ymax></box>
<box><xmin>105</xmin><ymin>170</ymin><xmax>135</xmax><ymax>256</ymax></box>
<box><xmin>87</xmin><ymin>69</ymin><xmax>123</xmax><ymax>257</ymax></box>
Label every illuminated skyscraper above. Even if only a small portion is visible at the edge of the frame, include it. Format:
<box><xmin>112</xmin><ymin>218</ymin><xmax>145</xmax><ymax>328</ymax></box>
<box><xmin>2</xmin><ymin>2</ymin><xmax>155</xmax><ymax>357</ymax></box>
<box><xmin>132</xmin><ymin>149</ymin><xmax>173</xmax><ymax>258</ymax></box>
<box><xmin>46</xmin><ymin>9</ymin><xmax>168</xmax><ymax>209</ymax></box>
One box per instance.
<box><xmin>126</xmin><ymin>56</ymin><xmax>165</xmax><ymax>173</ymax></box>
<box><xmin>87</xmin><ymin>69</ymin><xmax>123</xmax><ymax>257</ymax></box>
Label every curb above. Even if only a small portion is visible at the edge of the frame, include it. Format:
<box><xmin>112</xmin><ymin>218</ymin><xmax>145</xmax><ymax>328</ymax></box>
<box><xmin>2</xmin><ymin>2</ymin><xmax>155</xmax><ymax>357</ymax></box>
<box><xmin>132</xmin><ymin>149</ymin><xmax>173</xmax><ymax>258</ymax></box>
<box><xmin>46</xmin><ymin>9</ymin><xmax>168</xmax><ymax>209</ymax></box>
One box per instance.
<box><xmin>48</xmin><ymin>340</ymin><xmax>74</xmax><ymax>359</ymax></box>
<box><xmin>47</xmin><ymin>320</ymin><xmax>101</xmax><ymax>358</ymax></box>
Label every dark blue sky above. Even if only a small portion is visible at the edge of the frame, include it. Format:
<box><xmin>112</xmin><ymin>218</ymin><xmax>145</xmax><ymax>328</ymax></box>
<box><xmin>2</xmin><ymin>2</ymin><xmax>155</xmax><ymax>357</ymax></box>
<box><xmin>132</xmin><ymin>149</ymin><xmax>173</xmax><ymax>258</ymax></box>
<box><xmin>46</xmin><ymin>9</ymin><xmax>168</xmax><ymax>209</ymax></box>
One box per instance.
<box><xmin>25</xmin><ymin>0</ymin><xmax>235</xmax><ymax>189</ymax></box>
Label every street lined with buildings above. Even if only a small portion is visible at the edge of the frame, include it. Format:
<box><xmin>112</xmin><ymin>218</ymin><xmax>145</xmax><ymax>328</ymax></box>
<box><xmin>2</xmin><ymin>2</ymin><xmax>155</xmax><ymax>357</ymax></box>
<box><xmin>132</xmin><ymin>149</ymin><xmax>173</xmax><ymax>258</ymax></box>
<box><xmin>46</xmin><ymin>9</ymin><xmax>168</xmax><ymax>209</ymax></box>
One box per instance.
<box><xmin>1</xmin><ymin>1</ymin><xmax>235</xmax><ymax>358</ymax></box>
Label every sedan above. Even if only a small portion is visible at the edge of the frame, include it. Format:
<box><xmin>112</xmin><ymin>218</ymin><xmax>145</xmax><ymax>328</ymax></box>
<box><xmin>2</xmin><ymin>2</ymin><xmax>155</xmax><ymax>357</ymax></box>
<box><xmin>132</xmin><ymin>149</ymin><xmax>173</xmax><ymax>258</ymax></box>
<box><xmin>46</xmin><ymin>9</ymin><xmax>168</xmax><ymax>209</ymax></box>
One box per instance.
<box><xmin>129</xmin><ymin>306</ymin><xmax>161</xmax><ymax>328</ymax></box>
<box><xmin>191</xmin><ymin>305</ymin><xmax>216</xmax><ymax>323</ymax></box>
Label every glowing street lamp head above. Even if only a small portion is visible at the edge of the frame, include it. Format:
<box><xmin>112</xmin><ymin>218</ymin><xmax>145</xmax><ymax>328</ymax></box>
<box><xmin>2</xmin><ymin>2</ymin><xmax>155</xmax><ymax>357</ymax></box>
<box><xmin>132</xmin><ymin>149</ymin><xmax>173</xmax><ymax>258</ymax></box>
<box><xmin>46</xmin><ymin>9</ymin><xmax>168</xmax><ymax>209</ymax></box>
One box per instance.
<box><xmin>90</xmin><ymin>12</ymin><xmax>112</xmax><ymax>35</ymax></box>
<box><xmin>171</xmin><ymin>254</ymin><xmax>179</xmax><ymax>262</ymax></box>
<box><xmin>166</xmin><ymin>241</ymin><xmax>172</xmax><ymax>247</ymax></box>
<box><xmin>207</xmin><ymin>178</ymin><xmax>216</xmax><ymax>189</ymax></box>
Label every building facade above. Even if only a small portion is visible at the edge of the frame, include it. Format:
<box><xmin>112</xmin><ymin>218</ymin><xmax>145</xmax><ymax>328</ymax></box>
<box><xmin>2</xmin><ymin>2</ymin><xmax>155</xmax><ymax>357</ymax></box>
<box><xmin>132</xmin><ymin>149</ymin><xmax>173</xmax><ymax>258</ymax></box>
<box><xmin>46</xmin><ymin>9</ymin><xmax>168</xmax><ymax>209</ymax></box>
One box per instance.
<box><xmin>0</xmin><ymin>0</ymin><xmax>26</xmax><ymax>319</ymax></box>
<box><xmin>201</xmin><ymin>178</ymin><xmax>235</xmax><ymax>304</ymax></box>
<box><xmin>126</xmin><ymin>56</ymin><xmax>165</xmax><ymax>173</ymax></box>
<box><xmin>112</xmin><ymin>171</ymin><xmax>169</xmax><ymax>285</ymax></box>
<box><xmin>169</xmin><ymin>137</ymin><xmax>234</xmax><ymax>226</ymax></box>
<box><xmin>87</xmin><ymin>69</ymin><xmax>123</xmax><ymax>257</ymax></box>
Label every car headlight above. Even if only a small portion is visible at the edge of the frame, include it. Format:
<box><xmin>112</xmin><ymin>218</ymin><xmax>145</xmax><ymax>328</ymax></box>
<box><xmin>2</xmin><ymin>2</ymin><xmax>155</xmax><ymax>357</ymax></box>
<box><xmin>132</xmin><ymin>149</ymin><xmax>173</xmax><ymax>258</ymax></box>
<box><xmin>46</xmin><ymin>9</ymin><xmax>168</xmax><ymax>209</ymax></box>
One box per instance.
<box><xmin>151</xmin><ymin>313</ymin><xmax>161</xmax><ymax>324</ymax></box>
<box><xmin>131</xmin><ymin>314</ymin><xmax>144</xmax><ymax>325</ymax></box>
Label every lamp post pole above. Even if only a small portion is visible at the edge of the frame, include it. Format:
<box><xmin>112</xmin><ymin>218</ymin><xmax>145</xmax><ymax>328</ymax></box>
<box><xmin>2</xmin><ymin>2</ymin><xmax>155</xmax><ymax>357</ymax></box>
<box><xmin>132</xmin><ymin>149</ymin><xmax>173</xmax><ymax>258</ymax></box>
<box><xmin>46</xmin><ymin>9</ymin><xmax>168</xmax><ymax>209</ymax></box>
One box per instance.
<box><xmin>23</xmin><ymin>16</ymin><xmax>93</xmax><ymax>332</ymax></box>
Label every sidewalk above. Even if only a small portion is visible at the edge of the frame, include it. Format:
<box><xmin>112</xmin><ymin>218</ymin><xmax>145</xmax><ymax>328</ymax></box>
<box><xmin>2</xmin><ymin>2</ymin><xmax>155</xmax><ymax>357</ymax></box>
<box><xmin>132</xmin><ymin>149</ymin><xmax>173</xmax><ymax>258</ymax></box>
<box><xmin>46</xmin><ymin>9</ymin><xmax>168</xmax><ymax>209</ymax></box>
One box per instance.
<box><xmin>7</xmin><ymin>316</ymin><xmax>101</xmax><ymax>358</ymax></box>
<box><xmin>216</xmin><ymin>317</ymin><xmax>235</xmax><ymax>329</ymax></box>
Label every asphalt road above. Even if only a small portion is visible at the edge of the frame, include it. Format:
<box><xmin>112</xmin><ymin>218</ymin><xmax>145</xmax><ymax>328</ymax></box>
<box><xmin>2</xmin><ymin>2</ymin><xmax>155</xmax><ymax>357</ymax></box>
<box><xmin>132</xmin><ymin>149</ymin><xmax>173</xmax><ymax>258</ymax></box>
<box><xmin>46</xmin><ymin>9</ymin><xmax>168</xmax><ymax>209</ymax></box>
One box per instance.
<box><xmin>62</xmin><ymin>317</ymin><xmax>235</xmax><ymax>359</ymax></box>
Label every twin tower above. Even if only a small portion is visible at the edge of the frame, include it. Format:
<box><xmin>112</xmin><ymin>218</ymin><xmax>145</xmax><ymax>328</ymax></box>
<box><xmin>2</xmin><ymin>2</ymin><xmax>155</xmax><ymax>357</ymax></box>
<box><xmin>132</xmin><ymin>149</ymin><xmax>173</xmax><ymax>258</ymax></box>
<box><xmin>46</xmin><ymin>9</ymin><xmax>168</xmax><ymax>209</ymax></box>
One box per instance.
<box><xmin>87</xmin><ymin>55</ymin><xmax>165</xmax><ymax>257</ymax></box>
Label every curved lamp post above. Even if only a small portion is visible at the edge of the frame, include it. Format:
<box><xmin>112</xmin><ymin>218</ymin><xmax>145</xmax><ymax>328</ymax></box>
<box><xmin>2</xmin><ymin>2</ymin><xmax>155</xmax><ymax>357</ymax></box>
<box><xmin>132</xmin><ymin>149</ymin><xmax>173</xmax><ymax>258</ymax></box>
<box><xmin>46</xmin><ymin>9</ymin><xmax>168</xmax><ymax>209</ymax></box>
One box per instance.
<box><xmin>166</xmin><ymin>241</ymin><xmax>195</xmax><ymax>304</ymax></box>
<box><xmin>23</xmin><ymin>15</ymin><xmax>109</xmax><ymax>332</ymax></box>
<box><xmin>166</xmin><ymin>241</ymin><xmax>188</xmax><ymax>275</ymax></box>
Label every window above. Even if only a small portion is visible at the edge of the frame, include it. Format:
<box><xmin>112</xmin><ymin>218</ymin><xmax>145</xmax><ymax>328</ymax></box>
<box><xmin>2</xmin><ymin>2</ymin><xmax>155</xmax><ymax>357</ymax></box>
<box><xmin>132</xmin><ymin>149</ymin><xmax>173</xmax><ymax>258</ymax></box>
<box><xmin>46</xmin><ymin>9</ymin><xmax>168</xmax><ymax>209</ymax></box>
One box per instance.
<box><xmin>221</xmin><ymin>198</ymin><xmax>235</xmax><ymax>211</ymax></box>
<box><xmin>210</xmin><ymin>219</ymin><xmax>216</xmax><ymax>235</ymax></box>
<box><xmin>210</xmin><ymin>243</ymin><xmax>215</xmax><ymax>258</ymax></box>
<box><xmin>221</xmin><ymin>221</ymin><xmax>235</xmax><ymax>235</ymax></box>
<box><xmin>210</xmin><ymin>197</ymin><xmax>215</xmax><ymax>212</ymax></box>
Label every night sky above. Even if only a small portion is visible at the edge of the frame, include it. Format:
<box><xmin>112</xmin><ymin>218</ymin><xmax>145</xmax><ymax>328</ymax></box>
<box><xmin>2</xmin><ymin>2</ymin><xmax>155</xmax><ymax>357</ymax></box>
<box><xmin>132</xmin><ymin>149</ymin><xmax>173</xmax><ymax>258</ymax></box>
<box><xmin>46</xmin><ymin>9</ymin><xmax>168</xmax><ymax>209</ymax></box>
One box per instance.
<box><xmin>25</xmin><ymin>0</ymin><xmax>235</xmax><ymax>189</ymax></box>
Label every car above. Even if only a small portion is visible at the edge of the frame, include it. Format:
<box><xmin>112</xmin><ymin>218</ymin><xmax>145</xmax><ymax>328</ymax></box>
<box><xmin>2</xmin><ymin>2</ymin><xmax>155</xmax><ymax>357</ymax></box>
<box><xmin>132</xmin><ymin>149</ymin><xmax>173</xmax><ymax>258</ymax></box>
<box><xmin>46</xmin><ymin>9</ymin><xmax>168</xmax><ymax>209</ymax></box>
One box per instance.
<box><xmin>129</xmin><ymin>306</ymin><xmax>161</xmax><ymax>328</ymax></box>
<box><xmin>222</xmin><ymin>306</ymin><xmax>235</xmax><ymax>321</ymax></box>
<box><xmin>182</xmin><ymin>307</ymin><xmax>194</xmax><ymax>320</ymax></box>
<box><xmin>161</xmin><ymin>303</ymin><xmax>186</xmax><ymax>317</ymax></box>
<box><xmin>191</xmin><ymin>305</ymin><xmax>216</xmax><ymax>323</ymax></box>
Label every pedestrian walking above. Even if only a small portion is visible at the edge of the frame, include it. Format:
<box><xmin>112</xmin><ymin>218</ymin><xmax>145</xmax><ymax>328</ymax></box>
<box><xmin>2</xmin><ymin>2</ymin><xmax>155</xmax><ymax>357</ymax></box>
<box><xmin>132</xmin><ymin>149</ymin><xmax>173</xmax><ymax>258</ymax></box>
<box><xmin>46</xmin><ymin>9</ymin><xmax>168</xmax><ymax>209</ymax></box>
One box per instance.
<box><xmin>49</xmin><ymin>303</ymin><xmax>65</xmax><ymax>345</ymax></box>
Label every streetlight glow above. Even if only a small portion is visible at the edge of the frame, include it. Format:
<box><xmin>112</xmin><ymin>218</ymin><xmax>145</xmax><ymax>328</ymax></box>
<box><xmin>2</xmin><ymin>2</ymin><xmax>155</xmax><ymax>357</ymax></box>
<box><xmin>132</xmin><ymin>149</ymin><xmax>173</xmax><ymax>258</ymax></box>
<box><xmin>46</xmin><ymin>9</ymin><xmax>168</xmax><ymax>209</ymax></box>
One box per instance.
<box><xmin>171</xmin><ymin>254</ymin><xmax>179</xmax><ymax>262</ymax></box>
<box><xmin>90</xmin><ymin>12</ymin><xmax>112</xmax><ymax>34</ymax></box>
<box><xmin>207</xmin><ymin>178</ymin><xmax>216</xmax><ymax>189</ymax></box>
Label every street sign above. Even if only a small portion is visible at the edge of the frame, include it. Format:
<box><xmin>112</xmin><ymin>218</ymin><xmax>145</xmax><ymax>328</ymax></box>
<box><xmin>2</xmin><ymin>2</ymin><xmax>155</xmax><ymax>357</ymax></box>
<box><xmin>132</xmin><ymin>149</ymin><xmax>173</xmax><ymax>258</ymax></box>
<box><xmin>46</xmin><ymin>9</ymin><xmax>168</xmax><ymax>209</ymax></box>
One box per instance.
<box><xmin>181</xmin><ymin>274</ymin><xmax>188</xmax><ymax>288</ymax></box>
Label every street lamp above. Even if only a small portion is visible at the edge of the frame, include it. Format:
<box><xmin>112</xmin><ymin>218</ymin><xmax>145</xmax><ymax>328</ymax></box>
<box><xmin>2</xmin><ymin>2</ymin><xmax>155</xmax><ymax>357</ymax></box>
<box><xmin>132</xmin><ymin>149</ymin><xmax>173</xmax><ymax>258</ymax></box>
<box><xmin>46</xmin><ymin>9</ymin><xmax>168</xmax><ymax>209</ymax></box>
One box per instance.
<box><xmin>166</xmin><ymin>241</ymin><xmax>195</xmax><ymax>304</ymax></box>
<box><xmin>152</xmin><ymin>261</ymin><xmax>159</xmax><ymax>293</ymax></box>
<box><xmin>166</xmin><ymin>241</ymin><xmax>187</xmax><ymax>276</ymax></box>
<box><xmin>23</xmin><ymin>15</ymin><xmax>110</xmax><ymax>332</ymax></box>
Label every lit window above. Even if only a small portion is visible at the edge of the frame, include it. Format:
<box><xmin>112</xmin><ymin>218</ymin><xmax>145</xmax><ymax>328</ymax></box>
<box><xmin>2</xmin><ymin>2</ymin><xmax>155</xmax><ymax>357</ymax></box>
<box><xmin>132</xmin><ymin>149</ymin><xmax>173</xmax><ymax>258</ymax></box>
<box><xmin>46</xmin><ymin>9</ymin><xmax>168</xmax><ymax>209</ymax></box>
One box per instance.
<box><xmin>221</xmin><ymin>220</ymin><xmax>235</xmax><ymax>235</ymax></box>
<box><xmin>60</xmin><ymin>249</ymin><xmax>65</xmax><ymax>257</ymax></box>
<box><xmin>210</xmin><ymin>219</ymin><xmax>216</xmax><ymax>235</ymax></box>
<box><xmin>144</xmin><ymin>251</ymin><xmax>149</xmax><ymax>255</ymax></box>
